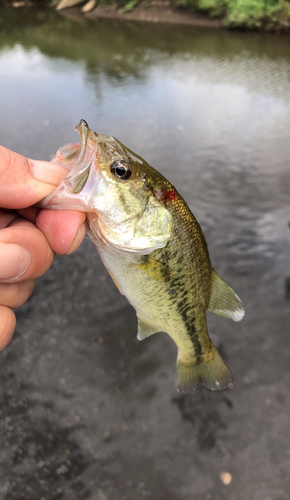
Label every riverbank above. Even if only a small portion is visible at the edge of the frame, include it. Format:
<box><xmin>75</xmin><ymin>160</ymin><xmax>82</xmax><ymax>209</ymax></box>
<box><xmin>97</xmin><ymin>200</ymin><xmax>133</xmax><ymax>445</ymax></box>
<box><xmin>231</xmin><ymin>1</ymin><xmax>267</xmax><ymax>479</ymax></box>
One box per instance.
<box><xmin>2</xmin><ymin>0</ymin><xmax>290</xmax><ymax>31</ymax></box>
<box><xmin>0</xmin><ymin>0</ymin><xmax>222</xmax><ymax>29</ymax></box>
<box><xmin>85</xmin><ymin>1</ymin><xmax>222</xmax><ymax>29</ymax></box>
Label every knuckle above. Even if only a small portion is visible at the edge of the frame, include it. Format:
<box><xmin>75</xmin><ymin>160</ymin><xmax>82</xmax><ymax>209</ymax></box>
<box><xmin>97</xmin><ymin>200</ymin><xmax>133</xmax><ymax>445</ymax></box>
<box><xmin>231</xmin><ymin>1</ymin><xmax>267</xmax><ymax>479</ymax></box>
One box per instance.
<box><xmin>0</xmin><ymin>306</ymin><xmax>15</xmax><ymax>350</ymax></box>
<box><xmin>0</xmin><ymin>146</ymin><xmax>30</xmax><ymax>195</ymax></box>
<box><xmin>13</xmin><ymin>281</ymin><xmax>35</xmax><ymax>307</ymax></box>
<box><xmin>9</xmin><ymin>283</ymin><xmax>28</xmax><ymax>307</ymax></box>
<box><xmin>0</xmin><ymin>280</ymin><xmax>35</xmax><ymax>308</ymax></box>
<box><xmin>0</xmin><ymin>146</ymin><xmax>11</xmax><ymax>177</ymax></box>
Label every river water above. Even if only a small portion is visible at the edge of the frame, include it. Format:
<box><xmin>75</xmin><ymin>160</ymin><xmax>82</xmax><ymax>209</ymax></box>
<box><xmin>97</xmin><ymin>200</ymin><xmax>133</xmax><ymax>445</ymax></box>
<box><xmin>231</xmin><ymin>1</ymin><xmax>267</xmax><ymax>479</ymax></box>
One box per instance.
<box><xmin>0</xmin><ymin>8</ymin><xmax>290</xmax><ymax>500</ymax></box>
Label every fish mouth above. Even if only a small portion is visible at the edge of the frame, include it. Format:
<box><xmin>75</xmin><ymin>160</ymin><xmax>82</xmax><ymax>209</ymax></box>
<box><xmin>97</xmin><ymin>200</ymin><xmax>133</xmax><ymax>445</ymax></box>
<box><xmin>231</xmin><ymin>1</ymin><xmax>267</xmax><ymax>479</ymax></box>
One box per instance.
<box><xmin>39</xmin><ymin>120</ymin><xmax>103</xmax><ymax>211</ymax></box>
<box><xmin>69</xmin><ymin>120</ymin><xmax>96</xmax><ymax>195</ymax></box>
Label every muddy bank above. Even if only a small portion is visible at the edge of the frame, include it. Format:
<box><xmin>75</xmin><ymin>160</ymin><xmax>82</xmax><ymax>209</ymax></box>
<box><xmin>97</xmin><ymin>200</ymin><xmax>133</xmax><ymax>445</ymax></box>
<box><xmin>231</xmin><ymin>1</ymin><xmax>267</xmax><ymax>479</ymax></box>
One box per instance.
<box><xmin>84</xmin><ymin>2</ymin><xmax>222</xmax><ymax>28</ymax></box>
<box><xmin>3</xmin><ymin>0</ymin><xmax>222</xmax><ymax>29</ymax></box>
<box><xmin>4</xmin><ymin>1</ymin><xmax>290</xmax><ymax>33</ymax></box>
<box><xmin>60</xmin><ymin>0</ymin><xmax>290</xmax><ymax>32</ymax></box>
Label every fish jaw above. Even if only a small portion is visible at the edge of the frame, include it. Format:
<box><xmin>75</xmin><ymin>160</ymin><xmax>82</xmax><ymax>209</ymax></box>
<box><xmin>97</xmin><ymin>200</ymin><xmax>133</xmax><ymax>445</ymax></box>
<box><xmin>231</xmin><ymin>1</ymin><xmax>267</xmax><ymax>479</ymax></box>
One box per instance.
<box><xmin>39</xmin><ymin>120</ymin><xmax>105</xmax><ymax>211</ymax></box>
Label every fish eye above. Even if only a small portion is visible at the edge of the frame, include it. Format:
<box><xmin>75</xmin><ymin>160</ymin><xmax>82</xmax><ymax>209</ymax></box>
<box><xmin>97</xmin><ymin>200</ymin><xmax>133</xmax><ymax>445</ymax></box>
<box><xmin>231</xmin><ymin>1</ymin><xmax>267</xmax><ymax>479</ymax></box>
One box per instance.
<box><xmin>110</xmin><ymin>161</ymin><xmax>132</xmax><ymax>180</ymax></box>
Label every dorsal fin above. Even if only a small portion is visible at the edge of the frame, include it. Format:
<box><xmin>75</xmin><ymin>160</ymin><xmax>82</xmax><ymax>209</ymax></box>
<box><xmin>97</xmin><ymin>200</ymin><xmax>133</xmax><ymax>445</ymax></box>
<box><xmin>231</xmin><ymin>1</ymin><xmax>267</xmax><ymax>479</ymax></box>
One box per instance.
<box><xmin>208</xmin><ymin>269</ymin><xmax>245</xmax><ymax>322</ymax></box>
<box><xmin>137</xmin><ymin>316</ymin><xmax>160</xmax><ymax>341</ymax></box>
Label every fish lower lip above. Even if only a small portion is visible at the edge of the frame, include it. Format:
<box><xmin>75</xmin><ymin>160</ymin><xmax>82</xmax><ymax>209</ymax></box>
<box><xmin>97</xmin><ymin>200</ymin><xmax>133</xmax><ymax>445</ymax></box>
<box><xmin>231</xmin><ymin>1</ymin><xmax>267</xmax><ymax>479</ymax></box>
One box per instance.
<box><xmin>71</xmin><ymin>159</ymin><xmax>92</xmax><ymax>194</ymax></box>
<box><xmin>74</xmin><ymin>119</ymin><xmax>89</xmax><ymax>166</ymax></box>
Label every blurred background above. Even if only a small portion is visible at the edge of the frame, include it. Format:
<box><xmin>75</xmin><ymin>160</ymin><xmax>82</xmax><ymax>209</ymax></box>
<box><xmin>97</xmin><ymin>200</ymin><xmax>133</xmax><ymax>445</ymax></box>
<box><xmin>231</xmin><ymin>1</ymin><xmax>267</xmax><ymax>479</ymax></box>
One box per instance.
<box><xmin>1</xmin><ymin>7</ymin><xmax>290</xmax><ymax>500</ymax></box>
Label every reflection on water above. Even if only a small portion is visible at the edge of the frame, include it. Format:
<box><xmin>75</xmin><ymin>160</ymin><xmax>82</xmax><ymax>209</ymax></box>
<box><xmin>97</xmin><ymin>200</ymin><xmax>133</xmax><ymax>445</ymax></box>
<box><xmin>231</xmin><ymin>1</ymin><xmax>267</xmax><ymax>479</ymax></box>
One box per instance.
<box><xmin>0</xmin><ymin>7</ymin><xmax>290</xmax><ymax>500</ymax></box>
<box><xmin>1</xmin><ymin>9</ymin><xmax>289</xmax><ymax>279</ymax></box>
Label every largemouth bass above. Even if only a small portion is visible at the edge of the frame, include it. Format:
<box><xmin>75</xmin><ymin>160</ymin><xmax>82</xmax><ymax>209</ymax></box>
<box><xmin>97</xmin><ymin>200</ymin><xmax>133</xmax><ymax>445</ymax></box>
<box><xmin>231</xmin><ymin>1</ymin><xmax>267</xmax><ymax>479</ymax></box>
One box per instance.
<box><xmin>41</xmin><ymin>120</ymin><xmax>244</xmax><ymax>391</ymax></box>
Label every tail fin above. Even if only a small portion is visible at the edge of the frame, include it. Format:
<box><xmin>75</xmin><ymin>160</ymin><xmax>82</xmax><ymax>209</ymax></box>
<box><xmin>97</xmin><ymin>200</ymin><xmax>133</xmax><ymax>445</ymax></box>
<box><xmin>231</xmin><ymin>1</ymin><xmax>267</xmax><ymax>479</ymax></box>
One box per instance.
<box><xmin>176</xmin><ymin>345</ymin><xmax>233</xmax><ymax>392</ymax></box>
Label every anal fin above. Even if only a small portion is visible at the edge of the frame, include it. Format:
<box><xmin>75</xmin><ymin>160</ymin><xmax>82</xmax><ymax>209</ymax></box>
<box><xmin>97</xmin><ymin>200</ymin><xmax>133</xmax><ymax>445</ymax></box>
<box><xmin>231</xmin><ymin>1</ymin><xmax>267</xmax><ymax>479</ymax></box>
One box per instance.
<box><xmin>208</xmin><ymin>269</ymin><xmax>245</xmax><ymax>322</ymax></box>
<box><xmin>137</xmin><ymin>315</ymin><xmax>160</xmax><ymax>341</ymax></box>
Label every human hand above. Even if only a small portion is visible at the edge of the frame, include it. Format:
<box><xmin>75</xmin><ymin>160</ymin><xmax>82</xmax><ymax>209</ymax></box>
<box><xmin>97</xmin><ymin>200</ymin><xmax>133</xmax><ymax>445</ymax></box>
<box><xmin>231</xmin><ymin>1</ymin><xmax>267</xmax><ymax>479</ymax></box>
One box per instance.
<box><xmin>0</xmin><ymin>146</ymin><xmax>86</xmax><ymax>350</ymax></box>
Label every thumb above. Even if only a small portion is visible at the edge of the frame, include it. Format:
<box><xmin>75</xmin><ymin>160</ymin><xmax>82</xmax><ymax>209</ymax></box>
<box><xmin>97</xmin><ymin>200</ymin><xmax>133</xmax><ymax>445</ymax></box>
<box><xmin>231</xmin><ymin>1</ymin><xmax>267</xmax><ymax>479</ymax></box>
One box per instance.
<box><xmin>0</xmin><ymin>146</ymin><xmax>68</xmax><ymax>209</ymax></box>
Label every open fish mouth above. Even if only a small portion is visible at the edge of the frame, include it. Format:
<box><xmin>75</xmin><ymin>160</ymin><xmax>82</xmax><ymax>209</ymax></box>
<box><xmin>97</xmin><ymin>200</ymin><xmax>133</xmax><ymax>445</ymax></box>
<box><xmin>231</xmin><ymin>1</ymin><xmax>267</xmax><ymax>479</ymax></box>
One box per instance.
<box><xmin>39</xmin><ymin>119</ymin><xmax>103</xmax><ymax>211</ymax></box>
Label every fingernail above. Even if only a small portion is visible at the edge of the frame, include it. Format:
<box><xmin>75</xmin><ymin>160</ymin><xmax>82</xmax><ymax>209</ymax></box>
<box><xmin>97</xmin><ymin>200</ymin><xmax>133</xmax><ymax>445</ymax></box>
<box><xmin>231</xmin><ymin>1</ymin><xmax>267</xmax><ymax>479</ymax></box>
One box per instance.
<box><xmin>0</xmin><ymin>244</ymin><xmax>31</xmax><ymax>281</ymax></box>
<box><xmin>67</xmin><ymin>226</ymin><xmax>85</xmax><ymax>255</ymax></box>
<box><xmin>30</xmin><ymin>159</ymin><xmax>69</xmax><ymax>186</ymax></box>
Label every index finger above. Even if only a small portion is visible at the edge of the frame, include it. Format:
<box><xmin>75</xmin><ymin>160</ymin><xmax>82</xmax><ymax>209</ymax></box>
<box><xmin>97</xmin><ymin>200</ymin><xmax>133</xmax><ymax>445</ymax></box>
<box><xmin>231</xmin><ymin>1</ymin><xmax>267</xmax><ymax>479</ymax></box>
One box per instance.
<box><xmin>0</xmin><ymin>146</ymin><xmax>69</xmax><ymax>209</ymax></box>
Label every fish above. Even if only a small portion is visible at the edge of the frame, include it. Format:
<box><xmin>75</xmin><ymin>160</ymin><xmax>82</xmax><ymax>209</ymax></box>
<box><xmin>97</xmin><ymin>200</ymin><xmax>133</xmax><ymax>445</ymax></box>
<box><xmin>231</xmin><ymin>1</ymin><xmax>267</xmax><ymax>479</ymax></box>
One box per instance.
<box><xmin>40</xmin><ymin>119</ymin><xmax>245</xmax><ymax>392</ymax></box>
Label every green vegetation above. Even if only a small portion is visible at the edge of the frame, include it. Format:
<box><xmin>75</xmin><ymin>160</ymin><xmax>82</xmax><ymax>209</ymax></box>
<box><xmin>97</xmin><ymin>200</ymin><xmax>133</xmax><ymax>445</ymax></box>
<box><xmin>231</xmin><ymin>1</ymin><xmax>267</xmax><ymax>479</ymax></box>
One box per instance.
<box><xmin>170</xmin><ymin>0</ymin><xmax>290</xmax><ymax>29</ymax></box>
<box><xmin>122</xmin><ymin>0</ymin><xmax>139</xmax><ymax>11</ymax></box>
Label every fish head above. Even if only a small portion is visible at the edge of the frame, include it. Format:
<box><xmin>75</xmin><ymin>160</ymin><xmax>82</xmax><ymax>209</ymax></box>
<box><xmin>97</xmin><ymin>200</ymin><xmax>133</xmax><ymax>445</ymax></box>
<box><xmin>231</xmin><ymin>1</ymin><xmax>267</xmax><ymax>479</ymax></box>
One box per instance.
<box><xmin>41</xmin><ymin>120</ymin><xmax>146</xmax><ymax>219</ymax></box>
<box><xmin>40</xmin><ymin>120</ymin><xmax>173</xmax><ymax>254</ymax></box>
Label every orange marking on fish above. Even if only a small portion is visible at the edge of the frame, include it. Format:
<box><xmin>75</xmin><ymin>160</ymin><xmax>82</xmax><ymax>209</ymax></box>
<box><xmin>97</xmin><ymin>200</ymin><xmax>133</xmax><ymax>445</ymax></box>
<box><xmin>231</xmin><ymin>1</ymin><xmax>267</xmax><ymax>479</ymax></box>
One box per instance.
<box><xmin>155</xmin><ymin>188</ymin><xmax>178</xmax><ymax>202</ymax></box>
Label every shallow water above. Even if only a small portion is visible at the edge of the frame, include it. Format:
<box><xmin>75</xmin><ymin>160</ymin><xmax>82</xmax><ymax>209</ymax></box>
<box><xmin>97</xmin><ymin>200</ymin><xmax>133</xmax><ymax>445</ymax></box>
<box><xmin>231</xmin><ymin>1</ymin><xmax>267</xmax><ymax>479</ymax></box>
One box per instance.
<box><xmin>0</xmin><ymin>8</ymin><xmax>290</xmax><ymax>500</ymax></box>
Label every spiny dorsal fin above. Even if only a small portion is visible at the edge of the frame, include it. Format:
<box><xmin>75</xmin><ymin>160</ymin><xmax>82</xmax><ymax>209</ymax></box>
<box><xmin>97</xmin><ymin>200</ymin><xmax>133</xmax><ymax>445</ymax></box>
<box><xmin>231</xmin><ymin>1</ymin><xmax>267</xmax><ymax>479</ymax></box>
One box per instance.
<box><xmin>208</xmin><ymin>269</ymin><xmax>245</xmax><ymax>322</ymax></box>
<box><xmin>137</xmin><ymin>316</ymin><xmax>160</xmax><ymax>341</ymax></box>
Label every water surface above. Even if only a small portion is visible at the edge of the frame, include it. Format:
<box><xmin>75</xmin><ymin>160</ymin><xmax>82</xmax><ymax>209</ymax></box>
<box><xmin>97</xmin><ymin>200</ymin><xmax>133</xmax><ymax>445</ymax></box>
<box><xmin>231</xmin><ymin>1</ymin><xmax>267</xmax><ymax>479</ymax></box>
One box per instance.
<box><xmin>0</xmin><ymin>8</ymin><xmax>290</xmax><ymax>500</ymax></box>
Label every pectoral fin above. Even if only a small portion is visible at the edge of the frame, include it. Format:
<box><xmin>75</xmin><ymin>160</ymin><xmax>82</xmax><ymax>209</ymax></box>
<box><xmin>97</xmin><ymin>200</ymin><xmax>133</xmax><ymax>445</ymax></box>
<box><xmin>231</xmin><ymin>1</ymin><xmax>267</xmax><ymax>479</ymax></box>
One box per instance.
<box><xmin>135</xmin><ymin>256</ymin><xmax>171</xmax><ymax>281</ymax></box>
<box><xmin>137</xmin><ymin>316</ymin><xmax>160</xmax><ymax>341</ymax></box>
<box><xmin>208</xmin><ymin>269</ymin><xmax>245</xmax><ymax>322</ymax></box>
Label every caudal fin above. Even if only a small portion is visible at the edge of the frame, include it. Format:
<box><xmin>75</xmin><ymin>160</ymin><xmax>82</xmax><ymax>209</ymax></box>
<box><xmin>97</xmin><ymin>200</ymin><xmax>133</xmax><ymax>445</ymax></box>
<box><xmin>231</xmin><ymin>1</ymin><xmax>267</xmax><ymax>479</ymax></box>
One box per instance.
<box><xmin>176</xmin><ymin>345</ymin><xmax>233</xmax><ymax>392</ymax></box>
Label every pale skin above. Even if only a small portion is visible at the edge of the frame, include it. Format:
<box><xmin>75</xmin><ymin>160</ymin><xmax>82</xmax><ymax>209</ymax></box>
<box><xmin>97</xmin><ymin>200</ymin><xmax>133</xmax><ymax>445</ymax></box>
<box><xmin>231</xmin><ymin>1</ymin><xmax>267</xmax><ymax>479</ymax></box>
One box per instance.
<box><xmin>0</xmin><ymin>146</ymin><xmax>86</xmax><ymax>350</ymax></box>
